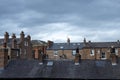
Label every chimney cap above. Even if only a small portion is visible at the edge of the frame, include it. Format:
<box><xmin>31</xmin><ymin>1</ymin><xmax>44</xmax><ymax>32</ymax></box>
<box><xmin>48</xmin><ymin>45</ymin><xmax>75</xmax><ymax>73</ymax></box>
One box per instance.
<box><xmin>20</xmin><ymin>31</ymin><xmax>24</xmax><ymax>34</ymax></box>
<box><xmin>4</xmin><ymin>32</ymin><xmax>9</xmax><ymax>35</ymax></box>
<box><xmin>67</xmin><ymin>37</ymin><xmax>70</xmax><ymax>43</ymax></box>
<box><xmin>88</xmin><ymin>40</ymin><xmax>91</xmax><ymax>43</ymax></box>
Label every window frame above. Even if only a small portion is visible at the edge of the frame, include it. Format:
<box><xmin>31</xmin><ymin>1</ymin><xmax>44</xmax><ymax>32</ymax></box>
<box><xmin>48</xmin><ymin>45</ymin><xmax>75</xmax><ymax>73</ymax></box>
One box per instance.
<box><xmin>54</xmin><ymin>50</ymin><xmax>58</xmax><ymax>56</ymax></box>
<box><xmin>90</xmin><ymin>49</ymin><xmax>94</xmax><ymax>56</ymax></box>
<box><xmin>101</xmin><ymin>52</ymin><xmax>106</xmax><ymax>60</ymax></box>
<box><xmin>72</xmin><ymin>50</ymin><xmax>76</xmax><ymax>56</ymax></box>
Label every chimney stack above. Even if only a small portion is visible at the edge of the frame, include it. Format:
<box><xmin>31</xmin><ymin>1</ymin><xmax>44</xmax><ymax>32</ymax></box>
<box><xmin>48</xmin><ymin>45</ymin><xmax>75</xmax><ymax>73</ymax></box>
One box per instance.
<box><xmin>83</xmin><ymin>38</ymin><xmax>87</xmax><ymax>46</ymax></box>
<box><xmin>4</xmin><ymin>32</ymin><xmax>9</xmax><ymax>43</ymax></box>
<box><xmin>47</xmin><ymin>40</ymin><xmax>53</xmax><ymax>48</ymax></box>
<box><xmin>20</xmin><ymin>31</ymin><xmax>25</xmax><ymax>42</ymax></box>
<box><xmin>12</xmin><ymin>33</ymin><xmax>16</xmax><ymax>39</ymax></box>
<box><xmin>27</xmin><ymin>35</ymin><xmax>31</xmax><ymax>42</ymax></box>
<box><xmin>110</xmin><ymin>45</ymin><xmax>117</xmax><ymax>65</ymax></box>
<box><xmin>67</xmin><ymin>37</ymin><xmax>70</xmax><ymax>45</ymax></box>
<box><xmin>12</xmin><ymin>33</ymin><xmax>17</xmax><ymax>48</ymax></box>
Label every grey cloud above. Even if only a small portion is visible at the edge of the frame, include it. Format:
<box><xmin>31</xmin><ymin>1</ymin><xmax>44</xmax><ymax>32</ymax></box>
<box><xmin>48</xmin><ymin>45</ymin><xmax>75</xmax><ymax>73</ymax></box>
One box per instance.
<box><xmin>0</xmin><ymin>0</ymin><xmax>120</xmax><ymax>42</ymax></box>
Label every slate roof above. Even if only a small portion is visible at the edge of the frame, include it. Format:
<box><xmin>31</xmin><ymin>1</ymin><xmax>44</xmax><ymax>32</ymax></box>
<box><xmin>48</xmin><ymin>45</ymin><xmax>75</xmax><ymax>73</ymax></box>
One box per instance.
<box><xmin>47</xmin><ymin>41</ymin><xmax>120</xmax><ymax>50</ymax></box>
<box><xmin>84</xmin><ymin>42</ymin><xmax>120</xmax><ymax>48</ymax></box>
<box><xmin>0</xmin><ymin>59</ymin><xmax>120</xmax><ymax>79</ymax></box>
<box><xmin>47</xmin><ymin>42</ymin><xmax>84</xmax><ymax>50</ymax></box>
<box><xmin>32</xmin><ymin>40</ymin><xmax>47</xmax><ymax>46</ymax></box>
<box><xmin>0</xmin><ymin>38</ymin><xmax>21</xmax><ymax>48</ymax></box>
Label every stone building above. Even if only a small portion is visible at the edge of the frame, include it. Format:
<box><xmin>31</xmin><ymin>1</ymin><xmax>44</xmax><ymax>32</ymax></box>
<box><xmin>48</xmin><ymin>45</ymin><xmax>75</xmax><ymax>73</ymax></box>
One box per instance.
<box><xmin>31</xmin><ymin>40</ymin><xmax>47</xmax><ymax>61</ymax></box>
<box><xmin>46</xmin><ymin>38</ymin><xmax>83</xmax><ymax>60</ymax></box>
<box><xmin>46</xmin><ymin>38</ymin><xmax>120</xmax><ymax>65</ymax></box>
<box><xmin>0</xmin><ymin>31</ymin><xmax>33</xmax><ymax>69</ymax></box>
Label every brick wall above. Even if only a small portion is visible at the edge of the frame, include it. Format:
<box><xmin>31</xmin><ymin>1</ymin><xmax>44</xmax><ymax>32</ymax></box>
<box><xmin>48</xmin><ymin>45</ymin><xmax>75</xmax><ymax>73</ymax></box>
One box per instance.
<box><xmin>0</xmin><ymin>48</ymin><xmax>8</xmax><ymax>70</ymax></box>
<box><xmin>46</xmin><ymin>50</ymin><xmax>75</xmax><ymax>60</ymax></box>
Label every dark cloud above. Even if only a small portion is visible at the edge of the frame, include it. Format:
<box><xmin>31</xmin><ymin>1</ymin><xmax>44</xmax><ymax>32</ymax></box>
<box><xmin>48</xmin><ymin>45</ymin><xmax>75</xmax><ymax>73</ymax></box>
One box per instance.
<box><xmin>0</xmin><ymin>0</ymin><xmax>120</xmax><ymax>42</ymax></box>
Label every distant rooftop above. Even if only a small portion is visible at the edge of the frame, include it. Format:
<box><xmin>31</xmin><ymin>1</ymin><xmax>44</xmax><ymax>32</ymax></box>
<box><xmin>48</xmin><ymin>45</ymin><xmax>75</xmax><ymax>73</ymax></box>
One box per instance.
<box><xmin>47</xmin><ymin>41</ymin><xmax>120</xmax><ymax>50</ymax></box>
<box><xmin>47</xmin><ymin>42</ymin><xmax>84</xmax><ymax>50</ymax></box>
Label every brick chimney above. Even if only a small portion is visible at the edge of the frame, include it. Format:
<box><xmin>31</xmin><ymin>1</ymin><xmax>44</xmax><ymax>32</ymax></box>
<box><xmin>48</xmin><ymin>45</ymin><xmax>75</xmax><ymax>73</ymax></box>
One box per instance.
<box><xmin>12</xmin><ymin>33</ymin><xmax>16</xmax><ymax>39</ymax></box>
<box><xmin>83</xmin><ymin>38</ymin><xmax>87</xmax><ymax>46</ymax></box>
<box><xmin>26</xmin><ymin>35</ymin><xmax>32</xmax><ymax>60</ymax></box>
<box><xmin>47</xmin><ymin>40</ymin><xmax>53</xmax><ymax>48</ymax></box>
<box><xmin>0</xmin><ymin>48</ymin><xmax>8</xmax><ymax>70</ymax></box>
<box><xmin>75</xmin><ymin>53</ymin><xmax>80</xmax><ymax>65</ymax></box>
<box><xmin>4</xmin><ymin>32</ymin><xmax>9</xmax><ymax>43</ymax></box>
<box><xmin>111</xmin><ymin>54</ymin><xmax>117</xmax><ymax>65</ymax></box>
<box><xmin>88</xmin><ymin>40</ymin><xmax>91</xmax><ymax>44</ymax></box>
<box><xmin>110</xmin><ymin>46</ymin><xmax>117</xmax><ymax>65</ymax></box>
<box><xmin>67</xmin><ymin>37</ymin><xmax>70</xmax><ymax>45</ymax></box>
<box><xmin>75</xmin><ymin>47</ymin><xmax>81</xmax><ymax>65</ymax></box>
<box><xmin>20</xmin><ymin>31</ymin><xmax>25</xmax><ymax>42</ymax></box>
<box><xmin>12</xmin><ymin>33</ymin><xmax>17</xmax><ymax>48</ymax></box>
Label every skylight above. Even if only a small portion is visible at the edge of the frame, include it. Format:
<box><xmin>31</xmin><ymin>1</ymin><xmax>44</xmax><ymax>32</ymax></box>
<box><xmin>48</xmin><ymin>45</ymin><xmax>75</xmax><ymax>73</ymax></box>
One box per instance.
<box><xmin>60</xmin><ymin>46</ymin><xmax>64</xmax><ymax>49</ymax></box>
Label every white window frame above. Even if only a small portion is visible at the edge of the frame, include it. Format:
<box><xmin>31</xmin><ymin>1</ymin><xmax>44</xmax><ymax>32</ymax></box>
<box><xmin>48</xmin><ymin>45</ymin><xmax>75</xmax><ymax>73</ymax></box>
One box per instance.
<box><xmin>54</xmin><ymin>50</ymin><xmax>58</xmax><ymax>56</ymax></box>
<box><xmin>101</xmin><ymin>52</ymin><xmax>106</xmax><ymax>60</ymax></box>
<box><xmin>72</xmin><ymin>50</ymin><xmax>76</xmax><ymax>56</ymax></box>
<box><xmin>115</xmin><ymin>48</ymin><xmax>118</xmax><ymax>55</ymax></box>
<box><xmin>90</xmin><ymin>49</ymin><xmax>94</xmax><ymax>56</ymax></box>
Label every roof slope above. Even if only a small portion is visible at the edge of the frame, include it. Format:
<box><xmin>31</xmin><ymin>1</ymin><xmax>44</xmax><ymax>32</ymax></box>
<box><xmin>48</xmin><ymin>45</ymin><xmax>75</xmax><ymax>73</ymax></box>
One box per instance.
<box><xmin>47</xmin><ymin>42</ymin><xmax>84</xmax><ymax>50</ymax></box>
<box><xmin>31</xmin><ymin>40</ymin><xmax>47</xmax><ymax>46</ymax></box>
<box><xmin>0</xmin><ymin>59</ymin><xmax>120</xmax><ymax>79</ymax></box>
<box><xmin>85</xmin><ymin>42</ymin><xmax>120</xmax><ymax>48</ymax></box>
<box><xmin>47</xmin><ymin>41</ymin><xmax>120</xmax><ymax>50</ymax></box>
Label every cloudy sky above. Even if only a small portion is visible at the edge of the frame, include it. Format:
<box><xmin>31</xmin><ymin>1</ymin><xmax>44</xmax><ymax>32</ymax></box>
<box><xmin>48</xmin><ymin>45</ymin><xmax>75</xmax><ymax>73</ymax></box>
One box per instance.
<box><xmin>0</xmin><ymin>0</ymin><xmax>120</xmax><ymax>43</ymax></box>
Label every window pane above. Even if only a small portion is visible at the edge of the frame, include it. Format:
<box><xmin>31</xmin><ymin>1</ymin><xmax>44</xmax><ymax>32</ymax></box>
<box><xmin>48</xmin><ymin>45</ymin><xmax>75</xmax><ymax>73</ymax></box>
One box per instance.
<box><xmin>54</xmin><ymin>50</ymin><xmax>58</xmax><ymax>55</ymax></box>
<box><xmin>90</xmin><ymin>49</ymin><xmax>94</xmax><ymax>55</ymax></box>
<box><xmin>72</xmin><ymin>50</ymin><xmax>76</xmax><ymax>56</ymax></box>
<box><xmin>101</xmin><ymin>53</ymin><xmax>105</xmax><ymax>58</ymax></box>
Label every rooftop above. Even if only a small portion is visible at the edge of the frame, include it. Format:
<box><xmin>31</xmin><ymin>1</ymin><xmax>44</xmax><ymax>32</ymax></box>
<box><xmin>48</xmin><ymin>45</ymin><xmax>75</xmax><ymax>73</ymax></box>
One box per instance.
<box><xmin>0</xmin><ymin>59</ymin><xmax>120</xmax><ymax>79</ymax></box>
<box><xmin>47</xmin><ymin>41</ymin><xmax>120</xmax><ymax>50</ymax></box>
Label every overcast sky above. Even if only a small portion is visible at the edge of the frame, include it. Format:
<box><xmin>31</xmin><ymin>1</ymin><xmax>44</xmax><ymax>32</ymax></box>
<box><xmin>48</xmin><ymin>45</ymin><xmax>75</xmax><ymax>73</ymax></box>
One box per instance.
<box><xmin>0</xmin><ymin>0</ymin><xmax>120</xmax><ymax>43</ymax></box>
